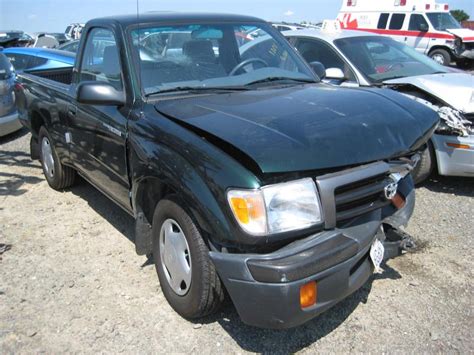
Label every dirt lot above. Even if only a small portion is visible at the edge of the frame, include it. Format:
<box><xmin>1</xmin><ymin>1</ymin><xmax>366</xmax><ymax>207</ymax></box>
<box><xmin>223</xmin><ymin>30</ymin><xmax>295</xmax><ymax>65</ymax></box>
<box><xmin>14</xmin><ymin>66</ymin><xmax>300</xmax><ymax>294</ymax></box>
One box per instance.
<box><xmin>1</xmin><ymin>129</ymin><xmax>473</xmax><ymax>353</ymax></box>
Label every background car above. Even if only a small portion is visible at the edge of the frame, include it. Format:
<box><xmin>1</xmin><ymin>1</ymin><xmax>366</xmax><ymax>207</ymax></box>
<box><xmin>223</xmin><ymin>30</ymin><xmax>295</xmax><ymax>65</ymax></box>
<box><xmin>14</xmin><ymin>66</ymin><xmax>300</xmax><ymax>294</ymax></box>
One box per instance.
<box><xmin>58</xmin><ymin>39</ymin><xmax>80</xmax><ymax>53</ymax></box>
<box><xmin>0</xmin><ymin>30</ymin><xmax>34</xmax><ymax>48</ymax></box>
<box><xmin>0</xmin><ymin>49</ymin><xmax>21</xmax><ymax>137</ymax></box>
<box><xmin>3</xmin><ymin>47</ymin><xmax>75</xmax><ymax>71</ymax></box>
<box><xmin>284</xmin><ymin>27</ymin><xmax>474</xmax><ymax>181</ymax></box>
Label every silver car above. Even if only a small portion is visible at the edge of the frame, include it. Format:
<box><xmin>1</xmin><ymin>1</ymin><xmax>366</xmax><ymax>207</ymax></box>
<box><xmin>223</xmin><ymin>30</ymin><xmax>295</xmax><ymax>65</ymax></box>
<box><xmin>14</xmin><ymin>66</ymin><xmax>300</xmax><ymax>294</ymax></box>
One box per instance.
<box><xmin>284</xmin><ymin>28</ymin><xmax>474</xmax><ymax>182</ymax></box>
<box><xmin>0</xmin><ymin>50</ymin><xmax>21</xmax><ymax>137</ymax></box>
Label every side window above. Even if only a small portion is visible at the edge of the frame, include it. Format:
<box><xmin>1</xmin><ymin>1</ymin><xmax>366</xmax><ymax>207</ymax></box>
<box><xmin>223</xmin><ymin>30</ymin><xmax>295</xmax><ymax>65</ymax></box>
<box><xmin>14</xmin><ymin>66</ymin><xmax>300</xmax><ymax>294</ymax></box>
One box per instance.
<box><xmin>389</xmin><ymin>14</ymin><xmax>406</xmax><ymax>30</ymax></box>
<box><xmin>295</xmin><ymin>39</ymin><xmax>356</xmax><ymax>82</ymax></box>
<box><xmin>5</xmin><ymin>53</ymin><xmax>31</xmax><ymax>70</ymax></box>
<box><xmin>29</xmin><ymin>56</ymin><xmax>48</xmax><ymax>68</ymax></box>
<box><xmin>79</xmin><ymin>28</ymin><xmax>123</xmax><ymax>91</ymax></box>
<box><xmin>408</xmin><ymin>14</ymin><xmax>429</xmax><ymax>31</ymax></box>
<box><xmin>377</xmin><ymin>13</ymin><xmax>390</xmax><ymax>29</ymax></box>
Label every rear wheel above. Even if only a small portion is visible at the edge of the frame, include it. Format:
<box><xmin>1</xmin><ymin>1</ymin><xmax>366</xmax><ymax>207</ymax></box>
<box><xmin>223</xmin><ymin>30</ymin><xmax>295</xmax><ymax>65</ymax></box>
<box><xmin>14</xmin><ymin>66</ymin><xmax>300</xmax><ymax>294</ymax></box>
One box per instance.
<box><xmin>152</xmin><ymin>199</ymin><xmax>224</xmax><ymax>319</ymax></box>
<box><xmin>429</xmin><ymin>49</ymin><xmax>451</xmax><ymax>66</ymax></box>
<box><xmin>38</xmin><ymin>127</ymin><xmax>76</xmax><ymax>190</ymax></box>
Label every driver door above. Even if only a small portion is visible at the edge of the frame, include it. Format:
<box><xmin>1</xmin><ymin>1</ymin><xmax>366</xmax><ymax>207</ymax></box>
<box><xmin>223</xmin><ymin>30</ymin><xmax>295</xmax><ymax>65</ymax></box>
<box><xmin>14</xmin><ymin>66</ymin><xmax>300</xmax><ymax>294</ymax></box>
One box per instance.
<box><xmin>68</xmin><ymin>27</ymin><xmax>132</xmax><ymax>211</ymax></box>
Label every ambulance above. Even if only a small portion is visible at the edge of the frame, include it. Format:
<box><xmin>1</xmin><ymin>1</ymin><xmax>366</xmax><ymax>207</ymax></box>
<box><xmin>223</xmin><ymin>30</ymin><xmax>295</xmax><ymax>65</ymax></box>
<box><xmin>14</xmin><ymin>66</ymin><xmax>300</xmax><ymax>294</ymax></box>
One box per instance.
<box><xmin>337</xmin><ymin>0</ymin><xmax>474</xmax><ymax>66</ymax></box>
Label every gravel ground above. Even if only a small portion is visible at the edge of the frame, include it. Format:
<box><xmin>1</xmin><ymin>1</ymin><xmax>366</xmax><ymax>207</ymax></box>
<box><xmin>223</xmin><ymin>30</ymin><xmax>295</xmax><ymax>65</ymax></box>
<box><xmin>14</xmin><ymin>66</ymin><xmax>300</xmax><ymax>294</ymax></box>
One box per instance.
<box><xmin>1</xmin><ymin>129</ymin><xmax>473</xmax><ymax>353</ymax></box>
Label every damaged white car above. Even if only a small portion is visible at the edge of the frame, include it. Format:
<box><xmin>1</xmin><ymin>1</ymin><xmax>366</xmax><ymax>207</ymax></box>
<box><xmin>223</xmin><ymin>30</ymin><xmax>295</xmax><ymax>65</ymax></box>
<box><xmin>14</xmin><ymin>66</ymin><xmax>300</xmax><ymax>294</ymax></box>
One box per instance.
<box><xmin>285</xmin><ymin>27</ymin><xmax>473</xmax><ymax>182</ymax></box>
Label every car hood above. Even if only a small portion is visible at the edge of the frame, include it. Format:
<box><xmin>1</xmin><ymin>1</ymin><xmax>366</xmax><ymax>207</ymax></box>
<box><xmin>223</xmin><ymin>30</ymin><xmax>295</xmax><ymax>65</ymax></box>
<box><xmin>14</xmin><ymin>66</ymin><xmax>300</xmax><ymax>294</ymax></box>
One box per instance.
<box><xmin>384</xmin><ymin>73</ymin><xmax>474</xmax><ymax>114</ymax></box>
<box><xmin>446</xmin><ymin>28</ymin><xmax>474</xmax><ymax>42</ymax></box>
<box><xmin>155</xmin><ymin>85</ymin><xmax>438</xmax><ymax>174</ymax></box>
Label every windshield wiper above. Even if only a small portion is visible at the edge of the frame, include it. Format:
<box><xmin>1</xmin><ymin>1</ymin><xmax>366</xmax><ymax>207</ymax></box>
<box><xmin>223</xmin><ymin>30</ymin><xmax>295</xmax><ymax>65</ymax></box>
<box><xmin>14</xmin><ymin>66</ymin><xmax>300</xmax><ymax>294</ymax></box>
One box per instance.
<box><xmin>244</xmin><ymin>76</ymin><xmax>317</xmax><ymax>87</ymax></box>
<box><xmin>145</xmin><ymin>86</ymin><xmax>250</xmax><ymax>97</ymax></box>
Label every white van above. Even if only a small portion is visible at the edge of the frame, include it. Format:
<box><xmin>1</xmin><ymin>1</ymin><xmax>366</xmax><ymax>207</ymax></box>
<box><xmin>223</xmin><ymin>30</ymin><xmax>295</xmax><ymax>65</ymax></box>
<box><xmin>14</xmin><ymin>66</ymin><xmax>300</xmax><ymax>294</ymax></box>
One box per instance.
<box><xmin>337</xmin><ymin>0</ymin><xmax>474</xmax><ymax>66</ymax></box>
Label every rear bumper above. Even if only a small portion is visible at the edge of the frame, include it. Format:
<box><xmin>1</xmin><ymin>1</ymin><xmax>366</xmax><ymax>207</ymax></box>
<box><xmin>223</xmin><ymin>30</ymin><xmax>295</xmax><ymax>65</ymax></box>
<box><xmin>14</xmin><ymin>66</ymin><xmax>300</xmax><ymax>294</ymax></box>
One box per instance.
<box><xmin>0</xmin><ymin>111</ymin><xmax>22</xmax><ymax>137</ymax></box>
<box><xmin>432</xmin><ymin>133</ymin><xmax>474</xmax><ymax>177</ymax></box>
<box><xmin>209</xmin><ymin>202</ymin><xmax>413</xmax><ymax>329</ymax></box>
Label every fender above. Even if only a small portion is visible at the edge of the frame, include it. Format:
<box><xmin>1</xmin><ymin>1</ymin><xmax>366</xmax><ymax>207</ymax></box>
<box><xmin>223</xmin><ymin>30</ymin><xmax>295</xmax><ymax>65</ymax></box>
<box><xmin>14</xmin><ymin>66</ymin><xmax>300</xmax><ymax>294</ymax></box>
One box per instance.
<box><xmin>128</xmin><ymin>111</ymin><xmax>261</xmax><ymax>255</ymax></box>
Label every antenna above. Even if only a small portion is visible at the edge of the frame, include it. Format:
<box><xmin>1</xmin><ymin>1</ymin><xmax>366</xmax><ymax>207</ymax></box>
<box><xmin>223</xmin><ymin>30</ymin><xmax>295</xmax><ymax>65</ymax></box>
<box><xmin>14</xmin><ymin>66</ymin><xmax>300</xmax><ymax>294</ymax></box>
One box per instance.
<box><xmin>136</xmin><ymin>0</ymin><xmax>143</xmax><ymax>110</ymax></box>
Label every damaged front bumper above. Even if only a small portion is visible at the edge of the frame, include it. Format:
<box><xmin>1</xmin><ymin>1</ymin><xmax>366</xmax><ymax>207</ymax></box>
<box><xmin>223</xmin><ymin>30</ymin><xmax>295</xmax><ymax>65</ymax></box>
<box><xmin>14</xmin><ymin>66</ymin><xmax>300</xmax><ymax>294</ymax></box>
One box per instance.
<box><xmin>210</xmin><ymin>175</ymin><xmax>415</xmax><ymax>329</ymax></box>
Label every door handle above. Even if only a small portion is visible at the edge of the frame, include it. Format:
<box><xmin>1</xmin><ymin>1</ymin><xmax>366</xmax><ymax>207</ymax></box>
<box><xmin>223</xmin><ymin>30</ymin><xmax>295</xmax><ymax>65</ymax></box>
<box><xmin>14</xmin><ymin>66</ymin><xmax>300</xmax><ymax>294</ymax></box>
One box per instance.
<box><xmin>67</xmin><ymin>106</ymin><xmax>77</xmax><ymax>118</ymax></box>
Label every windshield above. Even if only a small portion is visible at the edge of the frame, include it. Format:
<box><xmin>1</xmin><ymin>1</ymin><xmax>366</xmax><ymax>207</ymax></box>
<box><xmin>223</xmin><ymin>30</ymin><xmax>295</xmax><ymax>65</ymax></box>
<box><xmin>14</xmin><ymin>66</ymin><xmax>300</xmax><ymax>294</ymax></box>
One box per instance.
<box><xmin>334</xmin><ymin>36</ymin><xmax>448</xmax><ymax>83</ymax></box>
<box><xmin>129</xmin><ymin>22</ymin><xmax>316</xmax><ymax>95</ymax></box>
<box><xmin>426</xmin><ymin>12</ymin><xmax>461</xmax><ymax>31</ymax></box>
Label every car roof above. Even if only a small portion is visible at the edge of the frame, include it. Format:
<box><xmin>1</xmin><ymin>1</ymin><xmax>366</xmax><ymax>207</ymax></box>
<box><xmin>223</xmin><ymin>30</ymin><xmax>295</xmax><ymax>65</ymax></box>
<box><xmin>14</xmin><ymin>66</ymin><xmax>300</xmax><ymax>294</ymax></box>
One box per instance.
<box><xmin>283</xmin><ymin>28</ymin><xmax>378</xmax><ymax>42</ymax></box>
<box><xmin>3</xmin><ymin>47</ymin><xmax>76</xmax><ymax>61</ymax></box>
<box><xmin>88</xmin><ymin>12</ymin><xmax>266</xmax><ymax>27</ymax></box>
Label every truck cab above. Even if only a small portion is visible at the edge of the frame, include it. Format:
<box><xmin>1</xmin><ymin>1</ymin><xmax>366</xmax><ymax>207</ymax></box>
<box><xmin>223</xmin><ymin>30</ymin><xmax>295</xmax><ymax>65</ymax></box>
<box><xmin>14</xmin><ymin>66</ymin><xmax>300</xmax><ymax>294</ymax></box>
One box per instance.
<box><xmin>337</xmin><ymin>0</ymin><xmax>474</xmax><ymax>66</ymax></box>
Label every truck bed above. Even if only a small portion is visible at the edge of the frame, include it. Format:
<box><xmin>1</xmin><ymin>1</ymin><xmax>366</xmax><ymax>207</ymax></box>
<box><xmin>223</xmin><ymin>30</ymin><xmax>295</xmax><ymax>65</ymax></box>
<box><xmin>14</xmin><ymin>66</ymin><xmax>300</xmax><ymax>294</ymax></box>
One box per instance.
<box><xmin>23</xmin><ymin>67</ymin><xmax>73</xmax><ymax>85</ymax></box>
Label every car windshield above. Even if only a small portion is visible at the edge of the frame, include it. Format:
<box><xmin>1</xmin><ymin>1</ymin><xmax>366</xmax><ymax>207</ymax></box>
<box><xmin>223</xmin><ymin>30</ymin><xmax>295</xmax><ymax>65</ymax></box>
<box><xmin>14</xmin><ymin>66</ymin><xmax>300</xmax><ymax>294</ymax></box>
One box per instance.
<box><xmin>426</xmin><ymin>12</ymin><xmax>461</xmax><ymax>31</ymax></box>
<box><xmin>334</xmin><ymin>36</ymin><xmax>448</xmax><ymax>83</ymax></box>
<box><xmin>129</xmin><ymin>22</ymin><xmax>316</xmax><ymax>95</ymax></box>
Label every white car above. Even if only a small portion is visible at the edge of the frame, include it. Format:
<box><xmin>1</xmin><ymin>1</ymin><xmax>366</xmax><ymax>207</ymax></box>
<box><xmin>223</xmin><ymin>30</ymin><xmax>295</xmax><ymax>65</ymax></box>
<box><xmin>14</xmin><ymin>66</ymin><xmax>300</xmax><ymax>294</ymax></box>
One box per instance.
<box><xmin>284</xmin><ymin>28</ymin><xmax>473</xmax><ymax>182</ymax></box>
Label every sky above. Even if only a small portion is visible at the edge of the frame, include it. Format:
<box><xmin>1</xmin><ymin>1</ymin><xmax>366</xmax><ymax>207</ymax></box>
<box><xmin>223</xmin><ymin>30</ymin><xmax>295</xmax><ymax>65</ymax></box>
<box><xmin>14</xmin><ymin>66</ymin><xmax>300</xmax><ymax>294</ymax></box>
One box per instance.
<box><xmin>1</xmin><ymin>0</ymin><xmax>473</xmax><ymax>33</ymax></box>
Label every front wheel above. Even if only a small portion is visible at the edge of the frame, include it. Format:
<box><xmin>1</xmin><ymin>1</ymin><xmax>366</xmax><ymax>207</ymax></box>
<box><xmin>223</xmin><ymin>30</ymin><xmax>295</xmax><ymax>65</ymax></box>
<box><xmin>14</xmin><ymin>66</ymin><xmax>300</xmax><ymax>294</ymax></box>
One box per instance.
<box><xmin>429</xmin><ymin>49</ymin><xmax>451</xmax><ymax>66</ymax></box>
<box><xmin>38</xmin><ymin>126</ymin><xmax>76</xmax><ymax>190</ymax></box>
<box><xmin>412</xmin><ymin>141</ymin><xmax>435</xmax><ymax>184</ymax></box>
<box><xmin>152</xmin><ymin>199</ymin><xmax>224</xmax><ymax>319</ymax></box>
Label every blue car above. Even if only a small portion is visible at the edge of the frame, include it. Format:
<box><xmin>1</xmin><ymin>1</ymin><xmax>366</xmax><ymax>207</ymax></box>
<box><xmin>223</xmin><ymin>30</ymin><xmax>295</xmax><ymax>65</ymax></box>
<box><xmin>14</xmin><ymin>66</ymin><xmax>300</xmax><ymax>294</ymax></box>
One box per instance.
<box><xmin>3</xmin><ymin>47</ymin><xmax>75</xmax><ymax>71</ymax></box>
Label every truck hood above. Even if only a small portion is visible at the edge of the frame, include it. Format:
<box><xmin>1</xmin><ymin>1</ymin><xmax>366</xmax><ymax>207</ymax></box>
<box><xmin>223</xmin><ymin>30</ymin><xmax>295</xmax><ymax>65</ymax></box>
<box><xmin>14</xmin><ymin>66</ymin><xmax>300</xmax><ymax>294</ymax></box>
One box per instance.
<box><xmin>446</xmin><ymin>28</ymin><xmax>474</xmax><ymax>42</ymax></box>
<box><xmin>384</xmin><ymin>73</ymin><xmax>474</xmax><ymax>114</ymax></box>
<box><xmin>155</xmin><ymin>85</ymin><xmax>438</xmax><ymax>174</ymax></box>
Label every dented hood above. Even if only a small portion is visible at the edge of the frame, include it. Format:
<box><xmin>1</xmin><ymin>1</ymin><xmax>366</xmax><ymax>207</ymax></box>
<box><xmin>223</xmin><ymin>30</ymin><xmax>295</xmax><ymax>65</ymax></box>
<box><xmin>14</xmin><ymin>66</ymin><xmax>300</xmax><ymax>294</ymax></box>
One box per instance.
<box><xmin>384</xmin><ymin>73</ymin><xmax>474</xmax><ymax>114</ymax></box>
<box><xmin>155</xmin><ymin>85</ymin><xmax>438</xmax><ymax>173</ymax></box>
<box><xmin>446</xmin><ymin>28</ymin><xmax>474</xmax><ymax>42</ymax></box>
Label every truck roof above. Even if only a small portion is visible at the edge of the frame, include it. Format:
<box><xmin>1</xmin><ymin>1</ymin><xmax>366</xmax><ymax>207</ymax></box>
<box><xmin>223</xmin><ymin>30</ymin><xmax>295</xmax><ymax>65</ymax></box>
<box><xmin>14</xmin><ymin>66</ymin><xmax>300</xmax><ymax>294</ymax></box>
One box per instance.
<box><xmin>339</xmin><ymin>0</ymin><xmax>450</xmax><ymax>13</ymax></box>
<box><xmin>89</xmin><ymin>12</ymin><xmax>266</xmax><ymax>27</ymax></box>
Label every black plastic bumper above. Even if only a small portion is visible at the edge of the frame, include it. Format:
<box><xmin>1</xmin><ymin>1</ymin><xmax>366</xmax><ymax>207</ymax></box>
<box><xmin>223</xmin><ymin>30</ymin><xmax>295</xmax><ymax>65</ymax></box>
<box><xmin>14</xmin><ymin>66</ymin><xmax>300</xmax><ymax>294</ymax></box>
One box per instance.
<box><xmin>210</xmin><ymin>214</ymin><xmax>380</xmax><ymax>329</ymax></box>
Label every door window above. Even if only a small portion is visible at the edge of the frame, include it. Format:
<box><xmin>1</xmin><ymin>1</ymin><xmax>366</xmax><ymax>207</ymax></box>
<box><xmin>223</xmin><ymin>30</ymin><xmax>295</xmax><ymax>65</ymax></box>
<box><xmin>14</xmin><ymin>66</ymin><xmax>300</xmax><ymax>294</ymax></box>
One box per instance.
<box><xmin>408</xmin><ymin>14</ymin><xmax>429</xmax><ymax>31</ymax></box>
<box><xmin>79</xmin><ymin>28</ymin><xmax>123</xmax><ymax>90</ymax></box>
<box><xmin>377</xmin><ymin>13</ymin><xmax>390</xmax><ymax>29</ymax></box>
<box><xmin>389</xmin><ymin>14</ymin><xmax>406</xmax><ymax>30</ymax></box>
<box><xmin>295</xmin><ymin>38</ymin><xmax>356</xmax><ymax>82</ymax></box>
<box><xmin>4</xmin><ymin>53</ymin><xmax>31</xmax><ymax>70</ymax></box>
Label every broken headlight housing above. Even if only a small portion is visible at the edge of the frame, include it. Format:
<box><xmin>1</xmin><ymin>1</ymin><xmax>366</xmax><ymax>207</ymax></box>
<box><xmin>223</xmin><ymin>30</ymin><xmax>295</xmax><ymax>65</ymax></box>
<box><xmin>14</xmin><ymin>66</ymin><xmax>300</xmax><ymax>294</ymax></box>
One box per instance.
<box><xmin>227</xmin><ymin>178</ymin><xmax>323</xmax><ymax>235</ymax></box>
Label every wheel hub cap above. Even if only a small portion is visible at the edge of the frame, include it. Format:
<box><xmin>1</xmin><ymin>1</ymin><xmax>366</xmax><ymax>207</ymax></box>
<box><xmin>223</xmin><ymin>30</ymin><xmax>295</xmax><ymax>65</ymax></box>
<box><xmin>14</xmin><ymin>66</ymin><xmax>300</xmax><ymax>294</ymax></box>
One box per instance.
<box><xmin>41</xmin><ymin>137</ymin><xmax>55</xmax><ymax>179</ymax></box>
<box><xmin>159</xmin><ymin>219</ymin><xmax>192</xmax><ymax>296</ymax></box>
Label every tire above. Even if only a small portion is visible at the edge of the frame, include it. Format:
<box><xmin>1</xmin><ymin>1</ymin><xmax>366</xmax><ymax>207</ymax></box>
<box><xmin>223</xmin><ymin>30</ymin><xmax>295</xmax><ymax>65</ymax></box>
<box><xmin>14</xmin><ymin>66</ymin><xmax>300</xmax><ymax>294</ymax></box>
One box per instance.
<box><xmin>38</xmin><ymin>126</ymin><xmax>76</xmax><ymax>190</ymax></box>
<box><xmin>456</xmin><ymin>59</ymin><xmax>473</xmax><ymax>70</ymax></box>
<box><xmin>412</xmin><ymin>141</ymin><xmax>435</xmax><ymax>184</ymax></box>
<box><xmin>429</xmin><ymin>49</ymin><xmax>451</xmax><ymax>66</ymax></box>
<box><xmin>152</xmin><ymin>199</ymin><xmax>224</xmax><ymax>319</ymax></box>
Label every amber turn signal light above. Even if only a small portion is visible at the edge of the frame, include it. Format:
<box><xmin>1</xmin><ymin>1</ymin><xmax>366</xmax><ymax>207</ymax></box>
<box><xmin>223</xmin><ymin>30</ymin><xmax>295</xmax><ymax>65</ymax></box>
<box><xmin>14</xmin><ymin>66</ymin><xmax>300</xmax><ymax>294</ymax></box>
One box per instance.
<box><xmin>391</xmin><ymin>193</ymin><xmax>406</xmax><ymax>210</ymax></box>
<box><xmin>446</xmin><ymin>142</ymin><xmax>470</xmax><ymax>150</ymax></box>
<box><xmin>300</xmin><ymin>281</ymin><xmax>317</xmax><ymax>309</ymax></box>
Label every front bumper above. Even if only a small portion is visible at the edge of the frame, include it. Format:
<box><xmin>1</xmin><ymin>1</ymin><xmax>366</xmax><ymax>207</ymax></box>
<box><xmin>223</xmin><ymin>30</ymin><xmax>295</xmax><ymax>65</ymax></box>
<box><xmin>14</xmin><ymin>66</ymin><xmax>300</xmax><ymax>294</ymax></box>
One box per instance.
<box><xmin>459</xmin><ymin>48</ymin><xmax>474</xmax><ymax>60</ymax></box>
<box><xmin>210</xmin><ymin>179</ymin><xmax>415</xmax><ymax>329</ymax></box>
<box><xmin>432</xmin><ymin>133</ymin><xmax>474</xmax><ymax>177</ymax></box>
<box><xmin>0</xmin><ymin>111</ymin><xmax>22</xmax><ymax>137</ymax></box>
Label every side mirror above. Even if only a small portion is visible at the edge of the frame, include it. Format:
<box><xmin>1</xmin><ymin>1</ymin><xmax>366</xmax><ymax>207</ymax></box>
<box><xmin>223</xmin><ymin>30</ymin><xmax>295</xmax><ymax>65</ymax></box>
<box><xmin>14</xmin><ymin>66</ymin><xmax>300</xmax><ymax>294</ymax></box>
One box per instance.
<box><xmin>76</xmin><ymin>81</ymin><xmax>125</xmax><ymax>106</ymax></box>
<box><xmin>325</xmin><ymin>67</ymin><xmax>345</xmax><ymax>80</ymax></box>
<box><xmin>309</xmin><ymin>61</ymin><xmax>326</xmax><ymax>79</ymax></box>
<box><xmin>419</xmin><ymin>23</ymin><xmax>429</xmax><ymax>32</ymax></box>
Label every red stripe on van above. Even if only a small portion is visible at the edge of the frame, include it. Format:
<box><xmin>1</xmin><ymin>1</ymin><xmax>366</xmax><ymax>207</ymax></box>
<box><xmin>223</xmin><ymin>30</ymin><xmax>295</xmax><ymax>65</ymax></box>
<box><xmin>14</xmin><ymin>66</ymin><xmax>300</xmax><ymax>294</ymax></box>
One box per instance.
<box><xmin>349</xmin><ymin>28</ymin><xmax>456</xmax><ymax>40</ymax></box>
<box><xmin>463</xmin><ymin>36</ymin><xmax>474</xmax><ymax>41</ymax></box>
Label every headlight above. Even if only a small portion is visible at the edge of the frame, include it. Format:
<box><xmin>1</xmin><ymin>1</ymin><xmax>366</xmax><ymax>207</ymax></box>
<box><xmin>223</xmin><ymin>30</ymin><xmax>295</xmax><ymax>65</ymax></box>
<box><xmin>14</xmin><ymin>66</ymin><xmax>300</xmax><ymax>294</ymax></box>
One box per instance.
<box><xmin>227</xmin><ymin>178</ymin><xmax>323</xmax><ymax>235</ymax></box>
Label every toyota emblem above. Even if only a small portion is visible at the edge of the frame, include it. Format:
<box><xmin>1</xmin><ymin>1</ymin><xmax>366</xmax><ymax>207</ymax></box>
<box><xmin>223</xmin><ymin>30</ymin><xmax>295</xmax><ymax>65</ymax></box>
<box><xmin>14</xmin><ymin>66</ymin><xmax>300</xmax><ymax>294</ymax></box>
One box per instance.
<box><xmin>384</xmin><ymin>181</ymin><xmax>398</xmax><ymax>200</ymax></box>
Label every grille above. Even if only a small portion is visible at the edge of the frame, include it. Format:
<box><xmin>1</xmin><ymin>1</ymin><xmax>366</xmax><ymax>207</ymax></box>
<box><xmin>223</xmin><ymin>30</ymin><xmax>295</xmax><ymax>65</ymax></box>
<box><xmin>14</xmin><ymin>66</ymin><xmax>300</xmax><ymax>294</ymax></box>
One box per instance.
<box><xmin>334</xmin><ymin>173</ymin><xmax>392</xmax><ymax>222</ymax></box>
